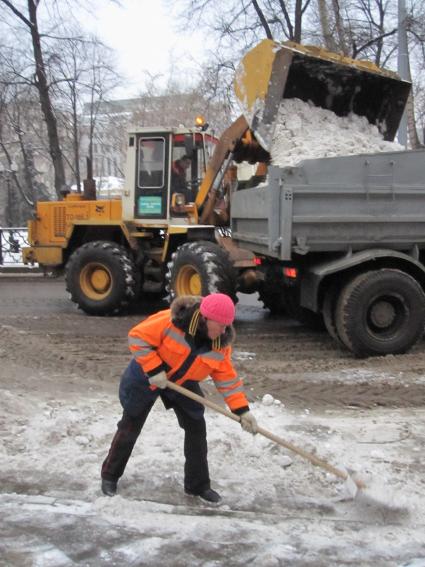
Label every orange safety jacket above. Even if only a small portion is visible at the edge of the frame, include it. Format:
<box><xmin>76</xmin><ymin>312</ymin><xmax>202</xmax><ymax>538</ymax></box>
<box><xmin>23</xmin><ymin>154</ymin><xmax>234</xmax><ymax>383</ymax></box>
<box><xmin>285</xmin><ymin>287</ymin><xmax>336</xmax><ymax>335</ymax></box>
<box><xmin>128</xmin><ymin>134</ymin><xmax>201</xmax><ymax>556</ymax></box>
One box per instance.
<box><xmin>128</xmin><ymin>308</ymin><xmax>249</xmax><ymax>413</ymax></box>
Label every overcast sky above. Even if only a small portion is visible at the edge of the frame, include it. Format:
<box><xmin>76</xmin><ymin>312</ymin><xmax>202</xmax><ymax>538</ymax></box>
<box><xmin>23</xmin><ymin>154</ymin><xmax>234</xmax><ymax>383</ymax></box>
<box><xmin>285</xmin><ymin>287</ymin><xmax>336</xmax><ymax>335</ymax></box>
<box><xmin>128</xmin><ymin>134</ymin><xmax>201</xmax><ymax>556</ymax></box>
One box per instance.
<box><xmin>90</xmin><ymin>0</ymin><xmax>209</xmax><ymax>97</ymax></box>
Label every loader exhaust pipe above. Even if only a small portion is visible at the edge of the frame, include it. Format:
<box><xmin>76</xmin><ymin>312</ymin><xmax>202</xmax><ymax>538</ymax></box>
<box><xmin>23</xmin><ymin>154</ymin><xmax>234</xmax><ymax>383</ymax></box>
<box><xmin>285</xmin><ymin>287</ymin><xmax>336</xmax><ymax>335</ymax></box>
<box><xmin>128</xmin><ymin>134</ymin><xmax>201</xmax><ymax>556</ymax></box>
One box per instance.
<box><xmin>83</xmin><ymin>157</ymin><xmax>97</xmax><ymax>201</ymax></box>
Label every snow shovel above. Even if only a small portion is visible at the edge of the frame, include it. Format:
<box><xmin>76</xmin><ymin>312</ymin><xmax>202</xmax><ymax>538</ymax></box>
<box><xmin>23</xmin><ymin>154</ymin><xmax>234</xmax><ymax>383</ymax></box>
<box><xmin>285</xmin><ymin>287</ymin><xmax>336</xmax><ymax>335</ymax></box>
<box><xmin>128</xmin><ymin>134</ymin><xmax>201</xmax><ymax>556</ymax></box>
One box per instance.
<box><xmin>166</xmin><ymin>380</ymin><xmax>365</xmax><ymax>497</ymax></box>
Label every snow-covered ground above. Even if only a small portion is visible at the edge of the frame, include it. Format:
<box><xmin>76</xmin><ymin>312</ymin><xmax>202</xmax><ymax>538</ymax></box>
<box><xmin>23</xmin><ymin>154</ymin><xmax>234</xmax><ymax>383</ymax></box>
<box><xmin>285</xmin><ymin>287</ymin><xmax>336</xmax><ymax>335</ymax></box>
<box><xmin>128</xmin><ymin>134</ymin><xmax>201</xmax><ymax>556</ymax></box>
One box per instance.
<box><xmin>1</xmin><ymin>357</ymin><xmax>425</xmax><ymax>566</ymax></box>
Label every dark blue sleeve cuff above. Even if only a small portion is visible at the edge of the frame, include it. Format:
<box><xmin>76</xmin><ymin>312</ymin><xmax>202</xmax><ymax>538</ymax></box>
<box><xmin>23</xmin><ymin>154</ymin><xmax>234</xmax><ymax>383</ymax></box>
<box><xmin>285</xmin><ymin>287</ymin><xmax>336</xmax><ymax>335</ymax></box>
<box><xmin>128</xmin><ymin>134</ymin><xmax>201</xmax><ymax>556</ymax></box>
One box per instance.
<box><xmin>232</xmin><ymin>406</ymin><xmax>249</xmax><ymax>416</ymax></box>
<box><xmin>147</xmin><ymin>363</ymin><xmax>168</xmax><ymax>378</ymax></box>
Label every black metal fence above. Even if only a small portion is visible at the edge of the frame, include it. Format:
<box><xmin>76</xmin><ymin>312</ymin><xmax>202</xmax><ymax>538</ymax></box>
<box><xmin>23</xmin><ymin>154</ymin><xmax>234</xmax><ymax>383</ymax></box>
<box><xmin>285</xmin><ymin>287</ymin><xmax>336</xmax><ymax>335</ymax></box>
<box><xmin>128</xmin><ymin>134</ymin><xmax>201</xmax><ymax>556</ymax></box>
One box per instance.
<box><xmin>0</xmin><ymin>227</ymin><xmax>29</xmax><ymax>266</ymax></box>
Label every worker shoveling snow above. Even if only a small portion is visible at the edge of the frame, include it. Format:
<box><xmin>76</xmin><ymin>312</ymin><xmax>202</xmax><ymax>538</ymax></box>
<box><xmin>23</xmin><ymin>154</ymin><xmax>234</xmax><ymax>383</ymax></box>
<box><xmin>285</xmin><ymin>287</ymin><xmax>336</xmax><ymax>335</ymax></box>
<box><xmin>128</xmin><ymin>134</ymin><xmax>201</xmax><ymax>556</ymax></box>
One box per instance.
<box><xmin>270</xmin><ymin>98</ymin><xmax>404</xmax><ymax>168</ymax></box>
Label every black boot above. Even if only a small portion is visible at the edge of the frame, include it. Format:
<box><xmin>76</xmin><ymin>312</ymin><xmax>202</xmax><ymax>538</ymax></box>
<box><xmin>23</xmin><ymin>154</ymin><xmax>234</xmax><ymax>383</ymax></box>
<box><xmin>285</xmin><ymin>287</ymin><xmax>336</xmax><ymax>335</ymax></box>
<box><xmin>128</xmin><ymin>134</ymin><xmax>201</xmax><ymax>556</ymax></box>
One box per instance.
<box><xmin>101</xmin><ymin>479</ymin><xmax>117</xmax><ymax>497</ymax></box>
<box><xmin>185</xmin><ymin>487</ymin><xmax>221</xmax><ymax>503</ymax></box>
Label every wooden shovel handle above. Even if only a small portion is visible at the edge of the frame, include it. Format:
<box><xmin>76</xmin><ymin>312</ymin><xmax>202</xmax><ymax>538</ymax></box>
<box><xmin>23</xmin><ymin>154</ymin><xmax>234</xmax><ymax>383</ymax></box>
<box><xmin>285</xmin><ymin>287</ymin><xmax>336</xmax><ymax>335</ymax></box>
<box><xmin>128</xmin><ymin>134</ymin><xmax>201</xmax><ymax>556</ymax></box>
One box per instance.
<box><xmin>166</xmin><ymin>380</ymin><xmax>365</xmax><ymax>489</ymax></box>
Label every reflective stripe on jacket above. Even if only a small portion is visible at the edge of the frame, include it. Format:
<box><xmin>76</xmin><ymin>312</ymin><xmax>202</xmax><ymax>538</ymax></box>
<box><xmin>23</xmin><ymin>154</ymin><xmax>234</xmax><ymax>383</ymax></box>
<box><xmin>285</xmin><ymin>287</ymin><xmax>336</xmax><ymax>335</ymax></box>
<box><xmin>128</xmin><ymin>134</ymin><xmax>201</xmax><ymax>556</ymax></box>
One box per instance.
<box><xmin>128</xmin><ymin>308</ymin><xmax>248</xmax><ymax>412</ymax></box>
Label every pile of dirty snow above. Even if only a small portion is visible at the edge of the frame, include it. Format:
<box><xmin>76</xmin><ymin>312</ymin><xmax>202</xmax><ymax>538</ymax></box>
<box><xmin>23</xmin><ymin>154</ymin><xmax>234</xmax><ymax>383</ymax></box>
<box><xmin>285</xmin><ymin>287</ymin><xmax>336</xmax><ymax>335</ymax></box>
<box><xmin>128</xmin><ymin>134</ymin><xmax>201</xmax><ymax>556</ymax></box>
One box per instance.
<box><xmin>270</xmin><ymin>98</ymin><xmax>404</xmax><ymax>168</ymax></box>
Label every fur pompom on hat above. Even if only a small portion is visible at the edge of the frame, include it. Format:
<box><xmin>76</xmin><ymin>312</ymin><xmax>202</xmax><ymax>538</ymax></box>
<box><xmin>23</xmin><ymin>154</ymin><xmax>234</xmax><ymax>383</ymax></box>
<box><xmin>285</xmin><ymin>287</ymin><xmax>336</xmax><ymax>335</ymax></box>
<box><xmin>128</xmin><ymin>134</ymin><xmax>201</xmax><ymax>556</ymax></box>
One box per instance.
<box><xmin>200</xmin><ymin>293</ymin><xmax>235</xmax><ymax>325</ymax></box>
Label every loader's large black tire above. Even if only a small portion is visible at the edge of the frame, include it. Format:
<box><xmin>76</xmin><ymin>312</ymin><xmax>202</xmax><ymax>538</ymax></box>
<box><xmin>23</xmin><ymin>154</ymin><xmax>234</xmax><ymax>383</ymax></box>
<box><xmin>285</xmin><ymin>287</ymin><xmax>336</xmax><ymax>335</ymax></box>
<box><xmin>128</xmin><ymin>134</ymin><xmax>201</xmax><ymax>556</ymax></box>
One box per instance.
<box><xmin>335</xmin><ymin>269</ymin><xmax>425</xmax><ymax>357</ymax></box>
<box><xmin>258</xmin><ymin>264</ymin><xmax>286</xmax><ymax>316</ymax></box>
<box><xmin>166</xmin><ymin>240</ymin><xmax>237</xmax><ymax>301</ymax></box>
<box><xmin>65</xmin><ymin>241</ymin><xmax>139</xmax><ymax>315</ymax></box>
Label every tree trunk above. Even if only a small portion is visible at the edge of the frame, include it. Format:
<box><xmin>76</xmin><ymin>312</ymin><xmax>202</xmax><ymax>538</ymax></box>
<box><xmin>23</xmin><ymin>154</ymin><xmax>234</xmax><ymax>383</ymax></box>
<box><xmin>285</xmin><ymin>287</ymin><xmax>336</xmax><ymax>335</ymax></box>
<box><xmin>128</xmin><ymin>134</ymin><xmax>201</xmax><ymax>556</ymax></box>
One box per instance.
<box><xmin>28</xmin><ymin>0</ymin><xmax>66</xmax><ymax>199</ymax></box>
<box><xmin>406</xmin><ymin>91</ymin><xmax>422</xmax><ymax>149</ymax></box>
<box><xmin>16</xmin><ymin>132</ymin><xmax>36</xmax><ymax>207</ymax></box>
<box><xmin>251</xmin><ymin>0</ymin><xmax>273</xmax><ymax>39</ymax></box>
<box><xmin>294</xmin><ymin>0</ymin><xmax>303</xmax><ymax>43</ymax></box>
<box><xmin>331</xmin><ymin>0</ymin><xmax>348</xmax><ymax>54</ymax></box>
<box><xmin>71</xmin><ymin>83</ymin><xmax>81</xmax><ymax>192</ymax></box>
<box><xmin>317</xmin><ymin>0</ymin><xmax>335</xmax><ymax>51</ymax></box>
<box><xmin>0</xmin><ymin>176</ymin><xmax>9</xmax><ymax>227</ymax></box>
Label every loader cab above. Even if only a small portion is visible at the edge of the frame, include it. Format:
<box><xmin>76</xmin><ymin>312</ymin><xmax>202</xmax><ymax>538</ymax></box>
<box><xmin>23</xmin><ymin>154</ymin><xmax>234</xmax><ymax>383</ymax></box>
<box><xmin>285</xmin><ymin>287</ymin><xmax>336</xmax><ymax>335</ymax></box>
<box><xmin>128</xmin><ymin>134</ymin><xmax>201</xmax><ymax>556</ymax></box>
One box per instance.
<box><xmin>129</xmin><ymin>127</ymin><xmax>217</xmax><ymax>223</ymax></box>
<box><xmin>169</xmin><ymin>132</ymin><xmax>216</xmax><ymax>218</ymax></box>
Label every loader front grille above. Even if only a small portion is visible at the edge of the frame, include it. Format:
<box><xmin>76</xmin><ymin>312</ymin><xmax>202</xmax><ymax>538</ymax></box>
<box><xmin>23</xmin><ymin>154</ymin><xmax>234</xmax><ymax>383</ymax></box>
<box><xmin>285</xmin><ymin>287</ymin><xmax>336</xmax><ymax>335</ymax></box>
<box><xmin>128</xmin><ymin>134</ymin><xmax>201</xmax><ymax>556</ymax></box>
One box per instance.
<box><xmin>54</xmin><ymin>206</ymin><xmax>66</xmax><ymax>237</ymax></box>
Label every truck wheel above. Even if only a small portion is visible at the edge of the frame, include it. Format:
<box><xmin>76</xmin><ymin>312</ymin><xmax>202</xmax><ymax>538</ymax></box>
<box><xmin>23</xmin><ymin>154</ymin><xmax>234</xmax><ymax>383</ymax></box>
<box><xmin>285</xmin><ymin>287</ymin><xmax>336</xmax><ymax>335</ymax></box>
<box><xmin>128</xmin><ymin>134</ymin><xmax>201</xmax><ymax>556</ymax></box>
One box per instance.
<box><xmin>65</xmin><ymin>241</ymin><xmax>138</xmax><ymax>315</ymax></box>
<box><xmin>258</xmin><ymin>265</ymin><xmax>286</xmax><ymax>315</ymax></box>
<box><xmin>335</xmin><ymin>269</ymin><xmax>425</xmax><ymax>357</ymax></box>
<box><xmin>322</xmin><ymin>284</ymin><xmax>345</xmax><ymax>348</ymax></box>
<box><xmin>166</xmin><ymin>240</ymin><xmax>237</xmax><ymax>301</ymax></box>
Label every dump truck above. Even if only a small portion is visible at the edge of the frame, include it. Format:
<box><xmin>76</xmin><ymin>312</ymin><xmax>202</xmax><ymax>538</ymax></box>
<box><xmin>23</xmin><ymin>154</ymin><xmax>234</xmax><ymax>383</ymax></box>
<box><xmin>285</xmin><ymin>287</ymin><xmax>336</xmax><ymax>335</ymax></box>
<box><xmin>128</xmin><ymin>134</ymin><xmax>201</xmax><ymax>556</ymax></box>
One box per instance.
<box><xmin>23</xmin><ymin>39</ymin><xmax>415</xmax><ymax>357</ymax></box>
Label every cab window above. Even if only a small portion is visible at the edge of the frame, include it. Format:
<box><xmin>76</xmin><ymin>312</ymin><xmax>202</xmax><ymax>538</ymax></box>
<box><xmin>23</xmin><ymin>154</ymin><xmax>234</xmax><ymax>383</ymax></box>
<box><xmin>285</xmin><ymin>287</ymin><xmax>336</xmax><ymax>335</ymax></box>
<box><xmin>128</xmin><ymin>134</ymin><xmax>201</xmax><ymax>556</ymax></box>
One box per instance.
<box><xmin>171</xmin><ymin>133</ymin><xmax>213</xmax><ymax>202</ymax></box>
<box><xmin>138</xmin><ymin>138</ymin><xmax>165</xmax><ymax>188</ymax></box>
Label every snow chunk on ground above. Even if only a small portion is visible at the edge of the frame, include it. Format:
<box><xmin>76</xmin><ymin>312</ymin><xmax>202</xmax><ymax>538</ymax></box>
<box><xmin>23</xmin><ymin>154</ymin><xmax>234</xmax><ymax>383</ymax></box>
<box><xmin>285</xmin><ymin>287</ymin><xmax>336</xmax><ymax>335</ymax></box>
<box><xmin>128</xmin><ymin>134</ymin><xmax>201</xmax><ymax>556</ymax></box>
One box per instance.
<box><xmin>270</xmin><ymin>98</ymin><xmax>404</xmax><ymax>168</ymax></box>
<box><xmin>262</xmin><ymin>393</ymin><xmax>274</xmax><ymax>406</ymax></box>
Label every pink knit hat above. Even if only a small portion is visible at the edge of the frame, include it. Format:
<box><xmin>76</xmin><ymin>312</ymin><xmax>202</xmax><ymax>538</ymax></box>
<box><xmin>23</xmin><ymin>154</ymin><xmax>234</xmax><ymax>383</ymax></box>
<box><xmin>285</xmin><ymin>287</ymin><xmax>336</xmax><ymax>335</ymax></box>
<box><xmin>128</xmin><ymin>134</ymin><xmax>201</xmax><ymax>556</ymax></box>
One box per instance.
<box><xmin>200</xmin><ymin>293</ymin><xmax>235</xmax><ymax>325</ymax></box>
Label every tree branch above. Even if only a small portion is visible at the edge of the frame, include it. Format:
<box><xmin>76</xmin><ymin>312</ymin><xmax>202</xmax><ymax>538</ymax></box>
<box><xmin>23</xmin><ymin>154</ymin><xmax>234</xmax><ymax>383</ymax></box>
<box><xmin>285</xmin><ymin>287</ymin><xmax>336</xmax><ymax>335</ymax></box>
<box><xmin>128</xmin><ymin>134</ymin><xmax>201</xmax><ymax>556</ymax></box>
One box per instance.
<box><xmin>251</xmin><ymin>0</ymin><xmax>273</xmax><ymax>39</ymax></box>
<box><xmin>301</xmin><ymin>0</ymin><xmax>312</xmax><ymax>16</ymax></box>
<box><xmin>352</xmin><ymin>28</ymin><xmax>397</xmax><ymax>58</ymax></box>
<box><xmin>277</xmin><ymin>0</ymin><xmax>294</xmax><ymax>39</ymax></box>
<box><xmin>0</xmin><ymin>0</ymin><xmax>32</xmax><ymax>28</ymax></box>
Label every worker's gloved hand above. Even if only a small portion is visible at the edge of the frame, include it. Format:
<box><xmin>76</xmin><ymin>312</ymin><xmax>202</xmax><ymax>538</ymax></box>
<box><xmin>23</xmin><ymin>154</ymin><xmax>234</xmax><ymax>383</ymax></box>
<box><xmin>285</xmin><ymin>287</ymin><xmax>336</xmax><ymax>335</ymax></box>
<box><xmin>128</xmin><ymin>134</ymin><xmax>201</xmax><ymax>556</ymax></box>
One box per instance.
<box><xmin>149</xmin><ymin>370</ymin><xmax>168</xmax><ymax>389</ymax></box>
<box><xmin>240</xmin><ymin>410</ymin><xmax>258</xmax><ymax>435</ymax></box>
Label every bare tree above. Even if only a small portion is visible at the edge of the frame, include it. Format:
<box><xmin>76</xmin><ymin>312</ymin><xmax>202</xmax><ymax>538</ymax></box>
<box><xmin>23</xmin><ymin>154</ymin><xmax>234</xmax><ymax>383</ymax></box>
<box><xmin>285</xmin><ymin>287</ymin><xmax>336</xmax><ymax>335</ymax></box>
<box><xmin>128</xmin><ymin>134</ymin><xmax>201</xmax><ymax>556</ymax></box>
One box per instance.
<box><xmin>0</xmin><ymin>0</ymin><xmax>122</xmax><ymax>201</ymax></box>
<box><xmin>317</xmin><ymin>0</ymin><xmax>336</xmax><ymax>51</ymax></box>
<box><xmin>172</xmin><ymin>0</ymin><xmax>313</xmax><ymax>53</ymax></box>
<box><xmin>403</xmin><ymin>1</ymin><xmax>425</xmax><ymax>147</ymax></box>
<box><xmin>332</xmin><ymin>0</ymin><xmax>348</xmax><ymax>54</ymax></box>
<box><xmin>322</xmin><ymin>0</ymin><xmax>425</xmax><ymax>146</ymax></box>
<box><xmin>168</xmin><ymin>0</ymin><xmax>314</xmax><ymax>115</ymax></box>
<box><xmin>0</xmin><ymin>0</ymin><xmax>67</xmax><ymax>198</ymax></box>
<box><xmin>49</xmin><ymin>33</ymin><xmax>120</xmax><ymax>190</ymax></box>
<box><xmin>0</xmin><ymin>57</ymin><xmax>43</xmax><ymax>225</ymax></box>
<box><xmin>81</xmin><ymin>40</ymin><xmax>121</xmax><ymax>181</ymax></box>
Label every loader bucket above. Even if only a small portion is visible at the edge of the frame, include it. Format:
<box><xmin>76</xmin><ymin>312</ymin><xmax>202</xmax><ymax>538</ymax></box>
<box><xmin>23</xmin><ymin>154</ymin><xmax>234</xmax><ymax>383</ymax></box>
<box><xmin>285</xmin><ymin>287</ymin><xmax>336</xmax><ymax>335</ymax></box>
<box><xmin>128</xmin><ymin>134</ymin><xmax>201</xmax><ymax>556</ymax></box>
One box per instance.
<box><xmin>234</xmin><ymin>39</ymin><xmax>411</xmax><ymax>151</ymax></box>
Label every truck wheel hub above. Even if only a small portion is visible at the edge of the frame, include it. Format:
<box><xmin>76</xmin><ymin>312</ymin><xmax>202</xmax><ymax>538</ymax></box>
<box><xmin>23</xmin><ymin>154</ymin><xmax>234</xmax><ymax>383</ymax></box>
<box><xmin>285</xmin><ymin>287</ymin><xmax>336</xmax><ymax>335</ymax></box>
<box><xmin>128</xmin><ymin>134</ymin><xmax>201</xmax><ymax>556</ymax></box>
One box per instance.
<box><xmin>369</xmin><ymin>299</ymin><xmax>396</xmax><ymax>329</ymax></box>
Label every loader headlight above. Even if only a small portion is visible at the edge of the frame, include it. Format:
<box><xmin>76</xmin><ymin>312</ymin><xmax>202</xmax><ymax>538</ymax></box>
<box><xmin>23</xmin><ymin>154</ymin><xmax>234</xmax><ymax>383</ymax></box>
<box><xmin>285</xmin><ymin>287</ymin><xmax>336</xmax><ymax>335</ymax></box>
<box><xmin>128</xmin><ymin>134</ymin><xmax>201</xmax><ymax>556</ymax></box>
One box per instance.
<box><xmin>195</xmin><ymin>115</ymin><xmax>209</xmax><ymax>131</ymax></box>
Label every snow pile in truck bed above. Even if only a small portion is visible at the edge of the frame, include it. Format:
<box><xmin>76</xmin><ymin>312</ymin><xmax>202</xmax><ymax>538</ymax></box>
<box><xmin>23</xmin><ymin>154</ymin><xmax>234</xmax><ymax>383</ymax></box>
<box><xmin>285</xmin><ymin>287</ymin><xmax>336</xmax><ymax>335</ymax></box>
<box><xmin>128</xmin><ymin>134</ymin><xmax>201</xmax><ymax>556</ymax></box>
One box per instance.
<box><xmin>270</xmin><ymin>98</ymin><xmax>404</xmax><ymax>168</ymax></box>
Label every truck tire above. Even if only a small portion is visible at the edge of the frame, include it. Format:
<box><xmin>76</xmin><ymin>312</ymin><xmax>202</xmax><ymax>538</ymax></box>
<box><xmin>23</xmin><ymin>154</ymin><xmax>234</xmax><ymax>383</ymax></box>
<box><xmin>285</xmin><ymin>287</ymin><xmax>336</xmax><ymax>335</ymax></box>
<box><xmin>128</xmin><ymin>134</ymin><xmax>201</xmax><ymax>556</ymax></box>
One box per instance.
<box><xmin>322</xmin><ymin>284</ymin><xmax>345</xmax><ymax>348</ymax></box>
<box><xmin>335</xmin><ymin>269</ymin><xmax>425</xmax><ymax>357</ymax></box>
<box><xmin>166</xmin><ymin>240</ymin><xmax>237</xmax><ymax>301</ymax></box>
<box><xmin>258</xmin><ymin>265</ymin><xmax>286</xmax><ymax>315</ymax></box>
<box><xmin>65</xmin><ymin>241</ymin><xmax>138</xmax><ymax>315</ymax></box>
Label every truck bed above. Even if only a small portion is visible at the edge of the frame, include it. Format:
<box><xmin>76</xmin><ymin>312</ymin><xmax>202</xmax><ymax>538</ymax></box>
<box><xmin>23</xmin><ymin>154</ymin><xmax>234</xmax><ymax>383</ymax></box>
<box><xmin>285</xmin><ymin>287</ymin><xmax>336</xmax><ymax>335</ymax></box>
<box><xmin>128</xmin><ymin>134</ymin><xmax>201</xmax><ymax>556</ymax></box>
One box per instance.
<box><xmin>230</xmin><ymin>149</ymin><xmax>425</xmax><ymax>260</ymax></box>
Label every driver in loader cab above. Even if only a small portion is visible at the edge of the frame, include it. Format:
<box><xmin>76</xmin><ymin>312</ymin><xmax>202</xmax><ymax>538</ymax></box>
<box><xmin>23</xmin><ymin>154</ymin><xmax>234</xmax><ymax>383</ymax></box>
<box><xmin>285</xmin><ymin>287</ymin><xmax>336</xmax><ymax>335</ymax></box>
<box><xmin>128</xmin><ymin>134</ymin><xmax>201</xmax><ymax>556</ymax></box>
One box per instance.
<box><xmin>171</xmin><ymin>154</ymin><xmax>193</xmax><ymax>202</ymax></box>
<box><xmin>101</xmin><ymin>293</ymin><xmax>258</xmax><ymax>504</ymax></box>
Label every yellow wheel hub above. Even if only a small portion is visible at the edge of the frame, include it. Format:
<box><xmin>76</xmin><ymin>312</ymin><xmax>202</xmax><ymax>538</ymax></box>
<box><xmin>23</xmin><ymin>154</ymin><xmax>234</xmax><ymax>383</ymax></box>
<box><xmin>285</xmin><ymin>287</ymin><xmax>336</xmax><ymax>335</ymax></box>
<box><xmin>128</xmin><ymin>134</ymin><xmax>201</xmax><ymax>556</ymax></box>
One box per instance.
<box><xmin>80</xmin><ymin>263</ymin><xmax>112</xmax><ymax>300</ymax></box>
<box><xmin>175</xmin><ymin>266</ymin><xmax>202</xmax><ymax>296</ymax></box>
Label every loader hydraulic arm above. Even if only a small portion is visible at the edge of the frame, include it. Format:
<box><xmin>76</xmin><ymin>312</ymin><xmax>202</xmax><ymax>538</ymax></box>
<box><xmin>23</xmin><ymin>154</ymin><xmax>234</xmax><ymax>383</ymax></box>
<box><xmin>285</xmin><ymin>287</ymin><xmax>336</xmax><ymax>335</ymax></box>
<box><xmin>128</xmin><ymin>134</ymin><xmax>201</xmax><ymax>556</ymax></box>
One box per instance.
<box><xmin>196</xmin><ymin>115</ymin><xmax>270</xmax><ymax>224</ymax></box>
<box><xmin>195</xmin><ymin>115</ymin><xmax>249</xmax><ymax>212</ymax></box>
